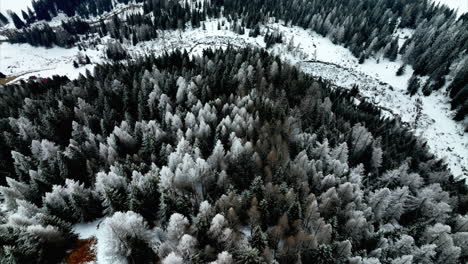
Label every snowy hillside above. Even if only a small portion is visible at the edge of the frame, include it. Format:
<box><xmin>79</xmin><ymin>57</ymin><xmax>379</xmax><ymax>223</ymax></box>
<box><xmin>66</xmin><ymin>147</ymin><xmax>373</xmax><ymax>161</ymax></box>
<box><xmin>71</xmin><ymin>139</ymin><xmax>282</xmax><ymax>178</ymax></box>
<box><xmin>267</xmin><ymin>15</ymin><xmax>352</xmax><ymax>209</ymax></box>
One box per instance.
<box><xmin>0</xmin><ymin>42</ymin><xmax>103</xmax><ymax>80</ymax></box>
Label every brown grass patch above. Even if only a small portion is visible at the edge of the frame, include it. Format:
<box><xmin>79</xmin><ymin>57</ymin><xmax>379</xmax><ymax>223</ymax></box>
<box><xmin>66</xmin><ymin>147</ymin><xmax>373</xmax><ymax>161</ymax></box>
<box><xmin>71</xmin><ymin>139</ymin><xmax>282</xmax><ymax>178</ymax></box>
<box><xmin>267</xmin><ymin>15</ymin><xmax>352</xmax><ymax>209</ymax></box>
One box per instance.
<box><xmin>0</xmin><ymin>76</ymin><xmax>18</xmax><ymax>85</ymax></box>
<box><xmin>65</xmin><ymin>238</ymin><xmax>97</xmax><ymax>264</ymax></box>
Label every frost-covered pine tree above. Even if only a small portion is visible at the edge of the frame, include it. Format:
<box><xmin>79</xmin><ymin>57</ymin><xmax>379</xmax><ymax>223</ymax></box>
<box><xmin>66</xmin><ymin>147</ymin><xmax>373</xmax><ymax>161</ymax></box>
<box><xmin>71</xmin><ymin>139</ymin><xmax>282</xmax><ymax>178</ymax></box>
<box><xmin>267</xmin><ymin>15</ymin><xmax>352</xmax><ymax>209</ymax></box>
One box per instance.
<box><xmin>95</xmin><ymin>166</ymin><xmax>128</xmax><ymax>215</ymax></box>
<box><xmin>98</xmin><ymin>211</ymin><xmax>152</xmax><ymax>264</ymax></box>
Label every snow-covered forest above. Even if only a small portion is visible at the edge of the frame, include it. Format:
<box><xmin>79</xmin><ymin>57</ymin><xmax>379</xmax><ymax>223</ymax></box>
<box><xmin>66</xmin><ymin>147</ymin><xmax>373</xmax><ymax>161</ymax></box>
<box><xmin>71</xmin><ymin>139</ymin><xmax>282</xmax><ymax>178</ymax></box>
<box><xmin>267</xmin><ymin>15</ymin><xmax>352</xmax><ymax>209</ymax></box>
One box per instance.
<box><xmin>1</xmin><ymin>46</ymin><xmax>467</xmax><ymax>264</ymax></box>
<box><xmin>0</xmin><ymin>0</ymin><xmax>467</xmax><ymax>263</ymax></box>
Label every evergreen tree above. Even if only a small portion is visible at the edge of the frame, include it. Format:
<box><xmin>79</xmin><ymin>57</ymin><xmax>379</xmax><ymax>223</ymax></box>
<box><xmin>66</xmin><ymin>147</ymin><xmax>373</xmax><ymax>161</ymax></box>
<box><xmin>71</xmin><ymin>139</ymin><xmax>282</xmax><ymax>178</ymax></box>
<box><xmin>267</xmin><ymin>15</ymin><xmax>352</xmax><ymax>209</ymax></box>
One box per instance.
<box><xmin>407</xmin><ymin>74</ymin><xmax>421</xmax><ymax>96</ymax></box>
<box><xmin>0</xmin><ymin>12</ymin><xmax>8</xmax><ymax>25</ymax></box>
<box><xmin>385</xmin><ymin>38</ymin><xmax>399</xmax><ymax>61</ymax></box>
<box><xmin>95</xmin><ymin>167</ymin><xmax>129</xmax><ymax>214</ymax></box>
<box><xmin>396</xmin><ymin>64</ymin><xmax>406</xmax><ymax>76</ymax></box>
<box><xmin>10</xmin><ymin>12</ymin><xmax>25</xmax><ymax>29</ymax></box>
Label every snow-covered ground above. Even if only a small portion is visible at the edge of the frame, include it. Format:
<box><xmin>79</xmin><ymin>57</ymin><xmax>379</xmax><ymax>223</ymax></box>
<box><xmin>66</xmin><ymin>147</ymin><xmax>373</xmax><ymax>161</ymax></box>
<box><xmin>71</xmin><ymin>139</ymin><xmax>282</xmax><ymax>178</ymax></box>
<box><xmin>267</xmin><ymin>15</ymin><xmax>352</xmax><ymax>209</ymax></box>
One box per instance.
<box><xmin>0</xmin><ymin>42</ymin><xmax>104</xmax><ymax>80</ymax></box>
<box><xmin>432</xmin><ymin>0</ymin><xmax>468</xmax><ymax>16</ymax></box>
<box><xmin>74</xmin><ymin>219</ymin><xmax>102</xmax><ymax>239</ymax></box>
<box><xmin>0</xmin><ymin>0</ymin><xmax>33</xmax><ymax>15</ymax></box>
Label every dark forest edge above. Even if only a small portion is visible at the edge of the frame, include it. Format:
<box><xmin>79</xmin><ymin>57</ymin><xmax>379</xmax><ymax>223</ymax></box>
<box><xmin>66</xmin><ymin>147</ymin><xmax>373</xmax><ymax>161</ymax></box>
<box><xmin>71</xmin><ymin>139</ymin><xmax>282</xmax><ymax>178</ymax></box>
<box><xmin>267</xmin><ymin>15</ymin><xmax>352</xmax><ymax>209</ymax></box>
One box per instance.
<box><xmin>0</xmin><ymin>47</ymin><xmax>467</xmax><ymax>263</ymax></box>
<box><xmin>0</xmin><ymin>0</ymin><xmax>467</xmax><ymax>122</ymax></box>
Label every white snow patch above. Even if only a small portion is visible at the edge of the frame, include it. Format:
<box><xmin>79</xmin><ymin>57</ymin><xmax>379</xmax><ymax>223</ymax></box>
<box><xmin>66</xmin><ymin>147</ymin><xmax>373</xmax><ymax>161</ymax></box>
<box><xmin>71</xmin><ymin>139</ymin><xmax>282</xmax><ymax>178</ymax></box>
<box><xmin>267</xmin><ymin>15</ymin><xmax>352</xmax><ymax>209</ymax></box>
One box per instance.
<box><xmin>432</xmin><ymin>0</ymin><xmax>468</xmax><ymax>16</ymax></box>
<box><xmin>73</xmin><ymin>219</ymin><xmax>102</xmax><ymax>239</ymax></box>
<box><xmin>41</xmin><ymin>13</ymin><xmax>70</xmax><ymax>27</ymax></box>
<box><xmin>240</xmin><ymin>226</ymin><xmax>252</xmax><ymax>239</ymax></box>
<box><xmin>415</xmin><ymin>89</ymin><xmax>467</xmax><ymax>178</ymax></box>
<box><xmin>0</xmin><ymin>0</ymin><xmax>33</xmax><ymax>15</ymax></box>
<box><xmin>0</xmin><ymin>42</ymin><xmax>104</xmax><ymax>81</ymax></box>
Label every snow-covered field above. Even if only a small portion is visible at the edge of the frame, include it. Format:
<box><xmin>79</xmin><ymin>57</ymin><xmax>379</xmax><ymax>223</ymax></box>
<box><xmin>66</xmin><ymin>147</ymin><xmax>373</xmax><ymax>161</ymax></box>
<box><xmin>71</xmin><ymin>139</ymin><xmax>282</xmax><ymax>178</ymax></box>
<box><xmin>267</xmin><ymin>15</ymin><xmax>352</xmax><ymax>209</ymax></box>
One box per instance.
<box><xmin>74</xmin><ymin>219</ymin><xmax>102</xmax><ymax>240</ymax></box>
<box><xmin>0</xmin><ymin>42</ymin><xmax>103</xmax><ymax>80</ymax></box>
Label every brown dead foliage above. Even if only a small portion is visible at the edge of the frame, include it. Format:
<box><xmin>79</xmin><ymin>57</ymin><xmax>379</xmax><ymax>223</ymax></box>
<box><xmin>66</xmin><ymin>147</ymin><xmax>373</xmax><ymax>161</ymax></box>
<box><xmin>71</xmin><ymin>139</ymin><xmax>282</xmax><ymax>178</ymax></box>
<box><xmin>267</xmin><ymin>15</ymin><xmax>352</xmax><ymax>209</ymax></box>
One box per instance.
<box><xmin>65</xmin><ymin>238</ymin><xmax>97</xmax><ymax>264</ymax></box>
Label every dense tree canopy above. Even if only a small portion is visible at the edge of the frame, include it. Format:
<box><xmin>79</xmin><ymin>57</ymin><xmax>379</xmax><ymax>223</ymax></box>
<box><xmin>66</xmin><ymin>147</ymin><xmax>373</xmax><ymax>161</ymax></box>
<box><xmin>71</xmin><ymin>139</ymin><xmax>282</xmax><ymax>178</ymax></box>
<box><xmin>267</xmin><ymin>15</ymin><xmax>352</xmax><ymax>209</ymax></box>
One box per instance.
<box><xmin>0</xmin><ymin>47</ymin><xmax>466</xmax><ymax>263</ymax></box>
<box><xmin>4</xmin><ymin>0</ymin><xmax>467</xmax><ymax>121</ymax></box>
